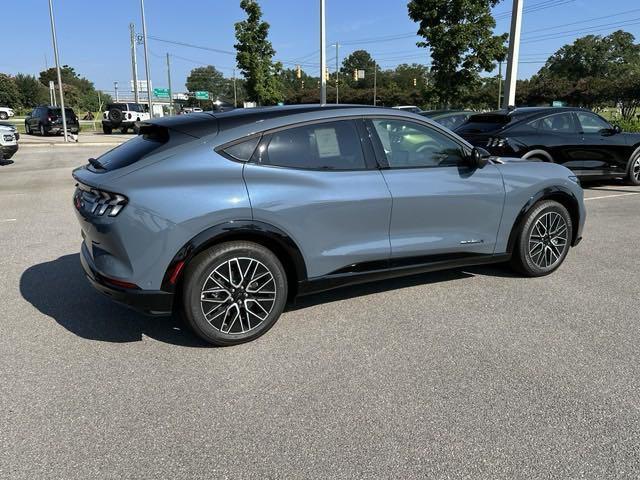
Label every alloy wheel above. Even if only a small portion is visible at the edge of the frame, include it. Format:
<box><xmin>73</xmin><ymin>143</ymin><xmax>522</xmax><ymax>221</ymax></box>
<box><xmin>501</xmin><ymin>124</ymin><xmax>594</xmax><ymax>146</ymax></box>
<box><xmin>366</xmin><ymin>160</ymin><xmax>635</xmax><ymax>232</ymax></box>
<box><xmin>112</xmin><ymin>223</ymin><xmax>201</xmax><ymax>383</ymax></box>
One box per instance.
<box><xmin>528</xmin><ymin>211</ymin><xmax>569</xmax><ymax>269</ymax></box>
<box><xmin>633</xmin><ymin>157</ymin><xmax>640</xmax><ymax>182</ymax></box>
<box><xmin>199</xmin><ymin>257</ymin><xmax>277</xmax><ymax>335</ymax></box>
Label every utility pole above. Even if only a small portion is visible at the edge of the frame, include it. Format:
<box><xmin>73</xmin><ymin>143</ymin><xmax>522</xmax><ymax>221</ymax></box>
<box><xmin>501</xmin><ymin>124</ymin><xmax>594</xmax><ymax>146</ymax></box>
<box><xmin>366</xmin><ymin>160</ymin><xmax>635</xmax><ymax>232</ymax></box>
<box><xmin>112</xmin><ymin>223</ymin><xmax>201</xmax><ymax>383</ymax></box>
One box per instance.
<box><xmin>140</xmin><ymin>0</ymin><xmax>153</xmax><ymax>117</ymax></box>
<box><xmin>497</xmin><ymin>61</ymin><xmax>503</xmax><ymax>109</ymax></box>
<box><xmin>166</xmin><ymin>53</ymin><xmax>173</xmax><ymax>115</ymax></box>
<box><xmin>504</xmin><ymin>0</ymin><xmax>523</xmax><ymax>107</ymax></box>
<box><xmin>233</xmin><ymin>68</ymin><xmax>238</xmax><ymax>108</ymax></box>
<box><xmin>334</xmin><ymin>43</ymin><xmax>340</xmax><ymax>104</ymax></box>
<box><xmin>130</xmin><ymin>23</ymin><xmax>140</xmax><ymax>104</ymax></box>
<box><xmin>319</xmin><ymin>0</ymin><xmax>326</xmax><ymax>105</ymax></box>
<box><xmin>373</xmin><ymin>62</ymin><xmax>377</xmax><ymax>106</ymax></box>
<box><xmin>48</xmin><ymin>0</ymin><xmax>68</xmax><ymax>142</ymax></box>
<box><xmin>114</xmin><ymin>81</ymin><xmax>119</xmax><ymax>102</ymax></box>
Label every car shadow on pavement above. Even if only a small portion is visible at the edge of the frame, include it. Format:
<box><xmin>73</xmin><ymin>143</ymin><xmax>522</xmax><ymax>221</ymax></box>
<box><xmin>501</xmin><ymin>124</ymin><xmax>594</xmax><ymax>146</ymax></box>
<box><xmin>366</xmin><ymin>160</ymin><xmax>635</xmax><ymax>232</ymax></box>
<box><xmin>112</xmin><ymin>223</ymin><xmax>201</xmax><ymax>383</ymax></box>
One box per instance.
<box><xmin>20</xmin><ymin>254</ymin><xmax>208</xmax><ymax>347</ymax></box>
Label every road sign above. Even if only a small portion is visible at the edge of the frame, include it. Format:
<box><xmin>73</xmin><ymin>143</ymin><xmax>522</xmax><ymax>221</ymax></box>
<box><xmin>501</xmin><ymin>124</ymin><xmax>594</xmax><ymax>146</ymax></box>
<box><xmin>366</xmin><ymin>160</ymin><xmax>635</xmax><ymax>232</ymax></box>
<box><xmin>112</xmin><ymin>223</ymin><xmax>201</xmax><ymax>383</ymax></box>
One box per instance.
<box><xmin>552</xmin><ymin>100</ymin><xmax>566</xmax><ymax>107</ymax></box>
<box><xmin>195</xmin><ymin>91</ymin><xmax>210</xmax><ymax>100</ymax></box>
<box><xmin>153</xmin><ymin>88</ymin><xmax>170</xmax><ymax>99</ymax></box>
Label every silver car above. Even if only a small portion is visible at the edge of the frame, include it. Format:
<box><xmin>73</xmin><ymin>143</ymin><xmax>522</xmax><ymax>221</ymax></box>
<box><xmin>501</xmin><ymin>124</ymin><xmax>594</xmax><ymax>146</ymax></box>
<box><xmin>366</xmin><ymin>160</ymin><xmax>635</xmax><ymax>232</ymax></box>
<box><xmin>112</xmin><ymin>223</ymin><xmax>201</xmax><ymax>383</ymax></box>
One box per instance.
<box><xmin>72</xmin><ymin>105</ymin><xmax>585</xmax><ymax>346</ymax></box>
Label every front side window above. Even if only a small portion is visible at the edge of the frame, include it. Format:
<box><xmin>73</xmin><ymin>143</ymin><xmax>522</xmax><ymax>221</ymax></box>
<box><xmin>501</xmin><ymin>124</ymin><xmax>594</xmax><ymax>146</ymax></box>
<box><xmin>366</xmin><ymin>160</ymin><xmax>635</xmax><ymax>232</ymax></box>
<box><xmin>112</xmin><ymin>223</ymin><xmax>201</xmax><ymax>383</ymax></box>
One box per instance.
<box><xmin>529</xmin><ymin>113</ymin><xmax>576</xmax><ymax>133</ymax></box>
<box><xmin>576</xmin><ymin>112</ymin><xmax>611</xmax><ymax>134</ymax></box>
<box><xmin>370</xmin><ymin>119</ymin><xmax>465</xmax><ymax>168</ymax></box>
<box><xmin>262</xmin><ymin>120</ymin><xmax>366</xmax><ymax>170</ymax></box>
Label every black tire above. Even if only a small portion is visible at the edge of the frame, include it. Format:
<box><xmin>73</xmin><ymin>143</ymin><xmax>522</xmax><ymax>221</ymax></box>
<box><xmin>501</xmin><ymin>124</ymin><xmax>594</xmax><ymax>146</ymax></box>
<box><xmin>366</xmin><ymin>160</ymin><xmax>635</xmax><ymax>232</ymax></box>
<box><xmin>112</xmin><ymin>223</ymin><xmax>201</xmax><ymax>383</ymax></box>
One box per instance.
<box><xmin>133</xmin><ymin>123</ymin><xmax>140</xmax><ymax>135</ymax></box>
<box><xmin>510</xmin><ymin>200</ymin><xmax>573</xmax><ymax>277</ymax></box>
<box><xmin>121</xmin><ymin>127</ymin><xmax>129</xmax><ymax>134</ymax></box>
<box><xmin>102</xmin><ymin>125</ymin><xmax>112</xmax><ymax>134</ymax></box>
<box><xmin>0</xmin><ymin>112</ymin><xmax>8</xmax><ymax>120</ymax></box>
<box><xmin>181</xmin><ymin>241</ymin><xmax>288</xmax><ymax>346</ymax></box>
<box><xmin>25</xmin><ymin>123</ymin><xmax>31</xmax><ymax>135</ymax></box>
<box><xmin>107</xmin><ymin>108</ymin><xmax>123</xmax><ymax>127</ymax></box>
<box><xmin>39</xmin><ymin>124</ymin><xmax>46</xmax><ymax>136</ymax></box>
<box><xmin>626</xmin><ymin>151</ymin><xmax>640</xmax><ymax>186</ymax></box>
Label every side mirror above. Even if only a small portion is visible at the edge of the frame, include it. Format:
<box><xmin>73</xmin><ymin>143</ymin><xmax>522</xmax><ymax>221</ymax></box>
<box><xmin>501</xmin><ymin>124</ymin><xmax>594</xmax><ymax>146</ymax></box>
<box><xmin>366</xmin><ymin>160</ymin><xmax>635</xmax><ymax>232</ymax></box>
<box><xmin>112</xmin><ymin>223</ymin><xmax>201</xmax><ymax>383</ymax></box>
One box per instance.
<box><xmin>465</xmin><ymin>147</ymin><xmax>491</xmax><ymax>169</ymax></box>
<box><xmin>613</xmin><ymin>124</ymin><xmax>622</xmax><ymax>134</ymax></box>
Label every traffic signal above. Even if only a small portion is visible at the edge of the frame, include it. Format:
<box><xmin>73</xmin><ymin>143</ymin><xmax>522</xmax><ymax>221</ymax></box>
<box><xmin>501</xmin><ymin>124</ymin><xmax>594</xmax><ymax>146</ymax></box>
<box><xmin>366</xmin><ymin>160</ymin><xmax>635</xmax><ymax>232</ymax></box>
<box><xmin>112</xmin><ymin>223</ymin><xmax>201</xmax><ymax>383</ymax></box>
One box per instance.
<box><xmin>353</xmin><ymin>69</ymin><xmax>358</xmax><ymax>81</ymax></box>
<box><xmin>325</xmin><ymin>67</ymin><xmax>330</xmax><ymax>81</ymax></box>
<box><xmin>296</xmin><ymin>65</ymin><xmax>301</xmax><ymax>79</ymax></box>
<box><xmin>413</xmin><ymin>78</ymin><xmax>417</xmax><ymax>87</ymax></box>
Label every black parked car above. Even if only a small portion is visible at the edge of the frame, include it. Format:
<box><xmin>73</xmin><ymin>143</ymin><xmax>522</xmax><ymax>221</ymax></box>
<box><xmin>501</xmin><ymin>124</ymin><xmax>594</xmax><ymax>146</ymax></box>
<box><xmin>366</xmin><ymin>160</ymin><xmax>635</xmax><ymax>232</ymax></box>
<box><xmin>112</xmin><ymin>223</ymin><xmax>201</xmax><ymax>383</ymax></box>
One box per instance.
<box><xmin>457</xmin><ymin>107</ymin><xmax>640</xmax><ymax>185</ymax></box>
<box><xmin>419</xmin><ymin>110</ymin><xmax>474</xmax><ymax>131</ymax></box>
<box><xmin>25</xmin><ymin>106</ymin><xmax>80</xmax><ymax>136</ymax></box>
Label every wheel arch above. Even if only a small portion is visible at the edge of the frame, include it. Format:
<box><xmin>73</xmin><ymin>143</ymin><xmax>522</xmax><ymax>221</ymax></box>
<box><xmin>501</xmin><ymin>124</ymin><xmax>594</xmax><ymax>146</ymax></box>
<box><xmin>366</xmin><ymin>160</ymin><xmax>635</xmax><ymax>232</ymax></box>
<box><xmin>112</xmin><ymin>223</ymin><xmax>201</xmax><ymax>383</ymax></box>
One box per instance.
<box><xmin>522</xmin><ymin>149</ymin><xmax>554</xmax><ymax>162</ymax></box>
<box><xmin>161</xmin><ymin>220</ymin><xmax>307</xmax><ymax>301</ymax></box>
<box><xmin>507</xmin><ymin>186</ymin><xmax>581</xmax><ymax>254</ymax></box>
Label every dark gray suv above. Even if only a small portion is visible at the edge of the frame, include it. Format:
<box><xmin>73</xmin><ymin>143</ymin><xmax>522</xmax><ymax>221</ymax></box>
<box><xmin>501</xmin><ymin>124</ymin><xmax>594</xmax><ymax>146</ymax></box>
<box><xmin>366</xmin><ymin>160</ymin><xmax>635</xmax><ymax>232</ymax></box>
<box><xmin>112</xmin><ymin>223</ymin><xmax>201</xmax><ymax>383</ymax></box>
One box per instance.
<box><xmin>73</xmin><ymin>105</ymin><xmax>585</xmax><ymax>346</ymax></box>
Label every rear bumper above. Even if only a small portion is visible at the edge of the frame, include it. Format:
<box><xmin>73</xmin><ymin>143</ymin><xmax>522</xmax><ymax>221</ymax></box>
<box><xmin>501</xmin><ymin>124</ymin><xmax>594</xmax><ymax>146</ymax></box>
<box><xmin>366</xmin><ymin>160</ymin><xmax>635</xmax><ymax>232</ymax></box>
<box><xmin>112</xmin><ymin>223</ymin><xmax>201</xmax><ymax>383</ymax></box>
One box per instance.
<box><xmin>80</xmin><ymin>243</ymin><xmax>174</xmax><ymax>316</ymax></box>
<box><xmin>47</xmin><ymin>125</ymin><xmax>80</xmax><ymax>134</ymax></box>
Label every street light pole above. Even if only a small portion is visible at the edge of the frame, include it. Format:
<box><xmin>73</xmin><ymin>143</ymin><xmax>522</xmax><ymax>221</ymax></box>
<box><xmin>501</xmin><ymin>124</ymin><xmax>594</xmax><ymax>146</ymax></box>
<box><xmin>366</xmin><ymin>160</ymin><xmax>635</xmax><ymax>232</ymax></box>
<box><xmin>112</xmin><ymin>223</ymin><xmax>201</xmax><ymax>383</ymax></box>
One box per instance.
<box><xmin>114</xmin><ymin>81</ymin><xmax>119</xmax><ymax>102</ymax></box>
<box><xmin>334</xmin><ymin>43</ymin><xmax>339</xmax><ymax>104</ymax></box>
<box><xmin>373</xmin><ymin>62</ymin><xmax>377</xmax><ymax>106</ymax></box>
<box><xmin>48</xmin><ymin>0</ymin><xmax>68</xmax><ymax>142</ymax></box>
<box><xmin>130</xmin><ymin>22</ymin><xmax>140</xmax><ymax>104</ymax></box>
<box><xmin>140</xmin><ymin>0</ymin><xmax>153</xmax><ymax>117</ymax></box>
<box><xmin>233</xmin><ymin>68</ymin><xmax>238</xmax><ymax>108</ymax></box>
<box><xmin>319</xmin><ymin>0</ymin><xmax>326</xmax><ymax>105</ymax></box>
<box><xmin>504</xmin><ymin>0</ymin><xmax>523</xmax><ymax>107</ymax></box>
<box><xmin>166</xmin><ymin>53</ymin><xmax>173</xmax><ymax>115</ymax></box>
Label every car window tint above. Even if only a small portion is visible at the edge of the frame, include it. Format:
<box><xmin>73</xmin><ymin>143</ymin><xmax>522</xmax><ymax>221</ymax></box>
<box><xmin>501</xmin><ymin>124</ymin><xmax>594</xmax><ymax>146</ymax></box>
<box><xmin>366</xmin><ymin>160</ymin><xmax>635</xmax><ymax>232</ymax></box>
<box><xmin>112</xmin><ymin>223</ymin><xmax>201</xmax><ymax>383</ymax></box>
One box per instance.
<box><xmin>576</xmin><ymin>112</ymin><xmax>611</xmax><ymax>134</ymax></box>
<box><xmin>529</xmin><ymin>113</ymin><xmax>575</xmax><ymax>133</ymax></box>
<box><xmin>371</xmin><ymin>119</ymin><xmax>464</xmax><ymax>168</ymax></box>
<box><xmin>223</xmin><ymin>136</ymin><xmax>260</xmax><ymax>161</ymax></box>
<box><xmin>264</xmin><ymin>120</ymin><xmax>366</xmax><ymax>170</ymax></box>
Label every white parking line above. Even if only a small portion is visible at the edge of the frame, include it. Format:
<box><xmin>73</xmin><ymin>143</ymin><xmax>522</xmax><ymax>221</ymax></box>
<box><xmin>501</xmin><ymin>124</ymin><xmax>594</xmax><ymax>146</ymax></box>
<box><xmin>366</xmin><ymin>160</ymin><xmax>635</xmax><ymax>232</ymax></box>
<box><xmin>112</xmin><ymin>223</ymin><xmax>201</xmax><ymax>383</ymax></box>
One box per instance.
<box><xmin>585</xmin><ymin>192</ymin><xmax>640</xmax><ymax>201</ymax></box>
<box><xmin>0</xmin><ymin>218</ymin><xmax>17</xmax><ymax>222</ymax></box>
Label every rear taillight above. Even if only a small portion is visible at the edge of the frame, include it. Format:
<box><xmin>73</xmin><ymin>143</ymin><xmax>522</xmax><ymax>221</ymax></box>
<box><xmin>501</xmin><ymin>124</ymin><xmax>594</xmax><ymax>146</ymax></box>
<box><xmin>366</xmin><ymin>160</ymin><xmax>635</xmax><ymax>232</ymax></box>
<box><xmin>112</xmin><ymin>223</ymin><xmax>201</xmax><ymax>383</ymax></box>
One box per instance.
<box><xmin>487</xmin><ymin>137</ymin><xmax>507</xmax><ymax>148</ymax></box>
<box><xmin>74</xmin><ymin>183</ymin><xmax>128</xmax><ymax>217</ymax></box>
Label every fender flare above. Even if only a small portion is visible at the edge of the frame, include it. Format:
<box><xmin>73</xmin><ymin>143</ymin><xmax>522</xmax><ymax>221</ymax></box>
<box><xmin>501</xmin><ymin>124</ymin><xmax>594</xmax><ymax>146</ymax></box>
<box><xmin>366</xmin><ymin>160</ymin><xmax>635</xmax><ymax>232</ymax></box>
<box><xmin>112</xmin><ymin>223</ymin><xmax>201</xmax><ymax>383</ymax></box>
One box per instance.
<box><xmin>522</xmin><ymin>149</ymin><xmax>554</xmax><ymax>162</ymax></box>
<box><xmin>506</xmin><ymin>186</ymin><xmax>581</xmax><ymax>254</ymax></box>
<box><xmin>161</xmin><ymin>220</ymin><xmax>308</xmax><ymax>293</ymax></box>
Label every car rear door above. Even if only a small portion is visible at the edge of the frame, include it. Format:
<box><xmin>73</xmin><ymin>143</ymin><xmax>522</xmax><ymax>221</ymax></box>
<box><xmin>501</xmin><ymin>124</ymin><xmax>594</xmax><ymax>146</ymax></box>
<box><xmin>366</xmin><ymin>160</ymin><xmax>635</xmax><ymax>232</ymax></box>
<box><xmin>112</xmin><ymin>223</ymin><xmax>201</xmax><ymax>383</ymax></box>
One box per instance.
<box><xmin>525</xmin><ymin>112</ymin><xmax>582</xmax><ymax>168</ymax></box>
<box><xmin>242</xmin><ymin>118</ymin><xmax>392</xmax><ymax>278</ymax></box>
<box><xmin>367</xmin><ymin>117</ymin><xmax>505</xmax><ymax>258</ymax></box>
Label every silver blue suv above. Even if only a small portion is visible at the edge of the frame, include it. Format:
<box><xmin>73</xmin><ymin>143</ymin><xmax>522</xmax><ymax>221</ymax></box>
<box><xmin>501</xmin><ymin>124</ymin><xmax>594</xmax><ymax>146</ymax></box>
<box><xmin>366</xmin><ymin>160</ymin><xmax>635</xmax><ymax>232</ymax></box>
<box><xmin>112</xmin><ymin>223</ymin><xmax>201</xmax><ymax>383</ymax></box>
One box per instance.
<box><xmin>73</xmin><ymin>105</ymin><xmax>585</xmax><ymax>346</ymax></box>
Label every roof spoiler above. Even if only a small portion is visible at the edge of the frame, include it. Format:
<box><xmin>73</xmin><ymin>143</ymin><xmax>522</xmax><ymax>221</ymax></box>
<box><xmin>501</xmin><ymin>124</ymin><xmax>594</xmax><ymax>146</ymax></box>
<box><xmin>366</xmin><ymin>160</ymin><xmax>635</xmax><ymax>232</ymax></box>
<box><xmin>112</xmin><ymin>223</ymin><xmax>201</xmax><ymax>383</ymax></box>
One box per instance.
<box><xmin>137</xmin><ymin>112</ymin><xmax>219</xmax><ymax>139</ymax></box>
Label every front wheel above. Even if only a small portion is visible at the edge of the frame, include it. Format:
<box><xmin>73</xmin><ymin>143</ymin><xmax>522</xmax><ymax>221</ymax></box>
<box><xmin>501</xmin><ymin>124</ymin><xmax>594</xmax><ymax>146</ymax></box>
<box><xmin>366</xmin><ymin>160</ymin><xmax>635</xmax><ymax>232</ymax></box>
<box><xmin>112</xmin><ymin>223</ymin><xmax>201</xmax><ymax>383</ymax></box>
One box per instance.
<box><xmin>181</xmin><ymin>241</ymin><xmax>288</xmax><ymax>346</ymax></box>
<box><xmin>25</xmin><ymin>123</ymin><xmax>31</xmax><ymax>135</ymax></box>
<box><xmin>627</xmin><ymin>153</ymin><xmax>640</xmax><ymax>186</ymax></box>
<box><xmin>510</xmin><ymin>200</ymin><xmax>573</xmax><ymax>277</ymax></box>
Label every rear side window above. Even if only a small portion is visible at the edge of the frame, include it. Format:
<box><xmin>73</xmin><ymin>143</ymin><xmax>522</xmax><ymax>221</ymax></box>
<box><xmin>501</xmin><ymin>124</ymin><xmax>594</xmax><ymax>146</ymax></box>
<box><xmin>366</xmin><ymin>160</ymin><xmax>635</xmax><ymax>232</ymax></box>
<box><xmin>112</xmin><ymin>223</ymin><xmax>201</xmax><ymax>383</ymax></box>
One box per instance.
<box><xmin>528</xmin><ymin>113</ymin><xmax>576</xmax><ymax>133</ymax></box>
<box><xmin>261</xmin><ymin>120</ymin><xmax>366</xmax><ymax>170</ymax></box>
<box><xmin>222</xmin><ymin>136</ymin><xmax>260</xmax><ymax>161</ymax></box>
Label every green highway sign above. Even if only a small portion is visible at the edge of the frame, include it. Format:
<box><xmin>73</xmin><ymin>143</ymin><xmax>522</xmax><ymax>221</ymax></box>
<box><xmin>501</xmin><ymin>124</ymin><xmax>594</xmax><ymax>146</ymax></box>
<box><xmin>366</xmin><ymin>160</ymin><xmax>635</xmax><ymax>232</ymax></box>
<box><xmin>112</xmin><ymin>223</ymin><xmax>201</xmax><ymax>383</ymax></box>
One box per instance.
<box><xmin>153</xmin><ymin>88</ymin><xmax>170</xmax><ymax>99</ymax></box>
<box><xmin>195</xmin><ymin>91</ymin><xmax>210</xmax><ymax>100</ymax></box>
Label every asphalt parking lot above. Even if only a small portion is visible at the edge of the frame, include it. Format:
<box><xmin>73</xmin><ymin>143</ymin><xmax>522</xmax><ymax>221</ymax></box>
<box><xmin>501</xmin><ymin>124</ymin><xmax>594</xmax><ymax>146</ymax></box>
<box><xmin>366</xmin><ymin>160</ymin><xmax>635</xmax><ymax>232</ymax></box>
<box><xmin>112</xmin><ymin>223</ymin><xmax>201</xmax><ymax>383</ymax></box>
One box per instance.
<box><xmin>1</xmin><ymin>147</ymin><xmax>640</xmax><ymax>479</ymax></box>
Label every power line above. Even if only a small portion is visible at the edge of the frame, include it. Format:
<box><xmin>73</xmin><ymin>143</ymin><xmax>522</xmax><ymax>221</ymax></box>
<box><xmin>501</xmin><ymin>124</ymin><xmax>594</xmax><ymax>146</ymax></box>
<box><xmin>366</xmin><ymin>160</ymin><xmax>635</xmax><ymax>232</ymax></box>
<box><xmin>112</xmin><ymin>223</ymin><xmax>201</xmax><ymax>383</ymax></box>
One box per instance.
<box><xmin>524</xmin><ymin>7</ymin><xmax>640</xmax><ymax>34</ymax></box>
<box><xmin>522</xmin><ymin>17</ymin><xmax>640</xmax><ymax>43</ymax></box>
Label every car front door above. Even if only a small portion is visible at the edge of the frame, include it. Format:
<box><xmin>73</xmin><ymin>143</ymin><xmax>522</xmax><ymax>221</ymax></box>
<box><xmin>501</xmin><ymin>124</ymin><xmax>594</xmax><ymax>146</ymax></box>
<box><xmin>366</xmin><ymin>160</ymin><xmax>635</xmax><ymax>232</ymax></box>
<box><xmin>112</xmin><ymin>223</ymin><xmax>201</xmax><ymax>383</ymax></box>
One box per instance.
<box><xmin>242</xmin><ymin>118</ymin><xmax>392</xmax><ymax>278</ymax></box>
<box><xmin>575</xmin><ymin>111</ymin><xmax>629</xmax><ymax>177</ymax></box>
<box><xmin>367</xmin><ymin>117</ymin><xmax>505</xmax><ymax>258</ymax></box>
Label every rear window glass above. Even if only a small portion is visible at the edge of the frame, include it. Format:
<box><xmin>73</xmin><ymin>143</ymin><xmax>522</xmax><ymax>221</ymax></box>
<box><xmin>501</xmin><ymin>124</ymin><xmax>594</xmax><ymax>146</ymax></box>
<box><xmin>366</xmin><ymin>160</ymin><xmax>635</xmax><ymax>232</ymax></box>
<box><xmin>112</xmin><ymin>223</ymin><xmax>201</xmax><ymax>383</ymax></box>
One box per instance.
<box><xmin>107</xmin><ymin>103</ymin><xmax>128</xmax><ymax>111</ymax></box>
<box><xmin>457</xmin><ymin>114</ymin><xmax>510</xmax><ymax>134</ymax></box>
<box><xmin>49</xmin><ymin>108</ymin><xmax>75</xmax><ymax>117</ymax></box>
<box><xmin>96</xmin><ymin>134</ymin><xmax>167</xmax><ymax>171</ymax></box>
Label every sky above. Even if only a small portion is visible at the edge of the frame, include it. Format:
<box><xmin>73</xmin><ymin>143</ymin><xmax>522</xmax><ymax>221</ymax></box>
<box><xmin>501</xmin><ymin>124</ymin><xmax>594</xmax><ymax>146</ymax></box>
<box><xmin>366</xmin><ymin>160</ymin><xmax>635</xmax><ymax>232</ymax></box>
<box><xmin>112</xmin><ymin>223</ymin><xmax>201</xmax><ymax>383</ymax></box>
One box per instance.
<box><xmin>5</xmin><ymin>0</ymin><xmax>640</xmax><ymax>97</ymax></box>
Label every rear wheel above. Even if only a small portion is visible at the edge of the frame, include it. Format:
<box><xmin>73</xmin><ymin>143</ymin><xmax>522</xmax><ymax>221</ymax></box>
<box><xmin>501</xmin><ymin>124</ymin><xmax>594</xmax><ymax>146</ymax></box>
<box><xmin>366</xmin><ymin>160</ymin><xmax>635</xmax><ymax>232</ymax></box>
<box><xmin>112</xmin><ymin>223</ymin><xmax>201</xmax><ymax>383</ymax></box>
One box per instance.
<box><xmin>181</xmin><ymin>241</ymin><xmax>288</xmax><ymax>346</ymax></box>
<box><xmin>510</xmin><ymin>200</ymin><xmax>573</xmax><ymax>277</ymax></box>
<box><xmin>121</xmin><ymin>127</ymin><xmax>129</xmax><ymax>134</ymax></box>
<box><xmin>102</xmin><ymin>125</ymin><xmax>112</xmax><ymax>134</ymax></box>
<box><xmin>627</xmin><ymin>152</ymin><xmax>640</xmax><ymax>186</ymax></box>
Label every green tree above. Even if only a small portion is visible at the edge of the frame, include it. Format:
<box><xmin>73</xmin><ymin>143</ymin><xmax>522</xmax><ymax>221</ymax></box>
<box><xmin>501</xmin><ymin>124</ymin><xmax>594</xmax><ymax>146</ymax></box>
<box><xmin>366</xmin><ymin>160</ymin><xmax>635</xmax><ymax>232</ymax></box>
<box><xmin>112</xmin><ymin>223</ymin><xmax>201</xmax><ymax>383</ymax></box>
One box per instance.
<box><xmin>234</xmin><ymin>0</ymin><xmax>282</xmax><ymax>105</ymax></box>
<box><xmin>341</xmin><ymin>50</ymin><xmax>378</xmax><ymax>89</ymax></box>
<box><xmin>38</xmin><ymin>65</ymin><xmax>103</xmax><ymax>112</ymax></box>
<box><xmin>408</xmin><ymin>0</ymin><xmax>507</xmax><ymax>106</ymax></box>
<box><xmin>185</xmin><ymin>65</ymin><xmax>228</xmax><ymax>97</ymax></box>
<box><xmin>13</xmin><ymin>73</ymin><xmax>49</xmax><ymax>108</ymax></box>
<box><xmin>0</xmin><ymin>74</ymin><xmax>21</xmax><ymax>109</ymax></box>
